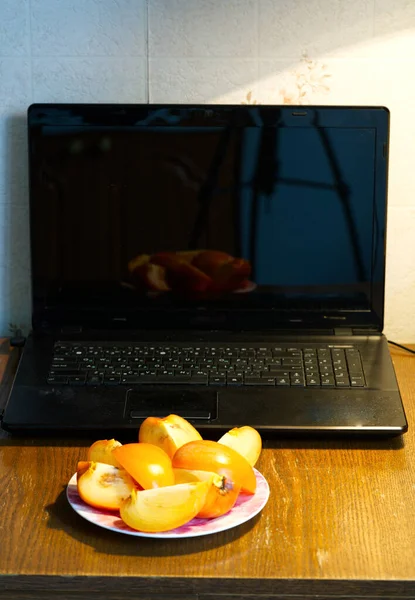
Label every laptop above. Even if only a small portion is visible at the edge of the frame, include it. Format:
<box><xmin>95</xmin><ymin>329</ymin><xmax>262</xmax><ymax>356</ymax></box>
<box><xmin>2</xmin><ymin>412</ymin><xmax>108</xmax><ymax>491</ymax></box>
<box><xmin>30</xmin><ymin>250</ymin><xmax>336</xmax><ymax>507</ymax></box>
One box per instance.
<box><xmin>1</xmin><ymin>103</ymin><xmax>408</xmax><ymax>437</ymax></box>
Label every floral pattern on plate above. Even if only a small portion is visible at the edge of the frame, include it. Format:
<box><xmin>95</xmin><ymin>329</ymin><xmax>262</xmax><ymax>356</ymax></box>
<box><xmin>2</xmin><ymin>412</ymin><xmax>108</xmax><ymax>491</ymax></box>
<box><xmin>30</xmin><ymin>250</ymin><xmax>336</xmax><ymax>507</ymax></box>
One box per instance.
<box><xmin>67</xmin><ymin>468</ymin><xmax>269</xmax><ymax>539</ymax></box>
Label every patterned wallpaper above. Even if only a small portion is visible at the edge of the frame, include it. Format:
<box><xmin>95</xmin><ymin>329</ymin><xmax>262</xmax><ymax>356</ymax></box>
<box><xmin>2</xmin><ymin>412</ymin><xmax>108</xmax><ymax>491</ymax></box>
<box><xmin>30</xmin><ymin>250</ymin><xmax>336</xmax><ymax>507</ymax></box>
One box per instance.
<box><xmin>0</xmin><ymin>0</ymin><xmax>414</xmax><ymax>340</ymax></box>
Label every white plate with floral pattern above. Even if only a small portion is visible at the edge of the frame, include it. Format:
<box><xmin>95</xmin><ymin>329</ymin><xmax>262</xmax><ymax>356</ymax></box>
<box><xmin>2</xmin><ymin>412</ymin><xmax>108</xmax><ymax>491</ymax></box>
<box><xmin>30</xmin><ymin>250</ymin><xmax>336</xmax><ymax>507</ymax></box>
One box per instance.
<box><xmin>66</xmin><ymin>468</ymin><xmax>269</xmax><ymax>539</ymax></box>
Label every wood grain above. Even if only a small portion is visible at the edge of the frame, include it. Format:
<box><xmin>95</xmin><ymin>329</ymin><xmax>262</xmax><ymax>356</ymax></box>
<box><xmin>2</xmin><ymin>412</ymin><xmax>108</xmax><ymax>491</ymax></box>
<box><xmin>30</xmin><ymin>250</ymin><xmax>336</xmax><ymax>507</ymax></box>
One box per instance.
<box><xmin>0</xmin><ymin>341</ymin><xmax>414</xmax><ymax>599</ymax></box>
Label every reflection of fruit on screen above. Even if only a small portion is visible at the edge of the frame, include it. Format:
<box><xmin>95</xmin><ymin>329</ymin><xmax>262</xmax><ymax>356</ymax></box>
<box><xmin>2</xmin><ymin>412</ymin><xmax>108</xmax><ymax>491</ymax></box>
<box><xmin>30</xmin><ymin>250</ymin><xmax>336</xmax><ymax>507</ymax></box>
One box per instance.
<box><xmin>128</xmin><ymin>250</ymin><xmax>253</xmax><ymax>294</ymax></box>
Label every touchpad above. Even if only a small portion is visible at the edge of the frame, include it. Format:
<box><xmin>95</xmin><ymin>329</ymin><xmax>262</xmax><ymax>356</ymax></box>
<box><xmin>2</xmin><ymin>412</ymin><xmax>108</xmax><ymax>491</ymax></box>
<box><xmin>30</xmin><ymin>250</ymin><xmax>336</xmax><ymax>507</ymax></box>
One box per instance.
<box><xmin>125</xmin><ymin>388</ymin><xmax>218</xmax><ymax>422</ymax></box>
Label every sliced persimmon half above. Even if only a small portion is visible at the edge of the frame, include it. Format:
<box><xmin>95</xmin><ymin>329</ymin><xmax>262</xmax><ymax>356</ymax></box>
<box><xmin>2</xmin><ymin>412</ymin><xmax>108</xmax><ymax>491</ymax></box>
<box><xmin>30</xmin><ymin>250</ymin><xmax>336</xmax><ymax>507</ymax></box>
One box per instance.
<box><xmin>138</xmin><ymin>413</ymin><xmax>202</xmax><ymax>458</ymax></box>
<box><xmin>87</xmin><ymin>439</ymin><xmax>122</xmax><ymax>467</ymax></box>
<box><xmin>76</xmin><ymin>461</ymin><xmax>135</xmax><ymax>511</ymax></box>
<box><xmin>120</xmin><ymin>480</ymin><xmax>210</xmax><ymax>532</ymax></box>
<box><xmin>217</xmin><ymin>426</ymin><xmax>262</xmax><ymax>467</ymax></box>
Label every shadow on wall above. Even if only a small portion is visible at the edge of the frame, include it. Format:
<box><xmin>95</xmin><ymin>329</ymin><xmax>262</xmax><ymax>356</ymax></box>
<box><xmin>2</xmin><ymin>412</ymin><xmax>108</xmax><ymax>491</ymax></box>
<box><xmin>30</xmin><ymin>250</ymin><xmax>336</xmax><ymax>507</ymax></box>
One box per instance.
<box><xmin>0</xmin><ymin>114</ymin><xmax>31</xmax><ymax>336</ymax></box>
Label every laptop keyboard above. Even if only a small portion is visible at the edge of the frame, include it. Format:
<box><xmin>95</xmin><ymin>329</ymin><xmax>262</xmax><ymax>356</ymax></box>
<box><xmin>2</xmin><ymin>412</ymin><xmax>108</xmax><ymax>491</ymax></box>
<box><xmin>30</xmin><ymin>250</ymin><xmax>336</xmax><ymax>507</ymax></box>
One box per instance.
<box><xmin>47</xmin><ymin>343</ymin><xmax>366</xmax><ymax>388</ymax></box>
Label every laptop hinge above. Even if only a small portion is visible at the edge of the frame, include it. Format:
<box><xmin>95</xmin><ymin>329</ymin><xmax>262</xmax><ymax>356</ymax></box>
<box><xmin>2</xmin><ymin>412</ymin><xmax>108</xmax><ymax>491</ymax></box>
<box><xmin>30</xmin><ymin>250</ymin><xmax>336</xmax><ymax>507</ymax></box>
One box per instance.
<box><xmin>352</xmin><ymin>328</ymin><xmax>381</xmax><ymax>335</ymax></box>
<box><xmin>334</xmin><ymin>328</ymin><xmax>353</xmax><ymax>336</ymax></box>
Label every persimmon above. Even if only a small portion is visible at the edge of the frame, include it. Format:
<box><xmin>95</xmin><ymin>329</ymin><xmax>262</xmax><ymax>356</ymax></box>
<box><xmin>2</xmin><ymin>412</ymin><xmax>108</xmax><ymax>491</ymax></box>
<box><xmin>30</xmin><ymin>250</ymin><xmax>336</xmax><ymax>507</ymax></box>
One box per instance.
<box><xmin>191</xmin><ymin>250</ymin><xmax>233</xmax><ymax>277</ymax></box>
<box><xmin>128</xmin><ymin>253</ymin><xmax>150</xmax><ymax>272</ymax></box>
<box><xmin>76</xmin><ymin>461</ymin><xmax>135</xmax><ymax>511</ymax></box>
<box><xmin>209</xmin><ymin>258</ymin><xmax>251</xmax><ymax>292</ymax></box>
<box><xmin>172</xmin><ymin>440</ymin><xmax>256</xmax><ymax>495</ymax></box>
<box><xmin>112</xmin><ymin>443</ymin><xmax>175</xmax><ymax>489</ymax></box>
<box><xmin>173</xmin><ymin>468</ymin><xmax>241</xmax><ymax>518</ymax></box>
<box><xmin>120</xmin><ymin>480</ymin><xmax>210</xmax><ymax>532</ymax></box>
<box><xmin>176</xmin><ymin>250</ymin><xmax>204</xmax><ymax>263</ymax></box>
<box><xmin>198</xmin><ymin>474</ymin><xmax>241</xmax><ymax>518</ymax></box>
<box><xmin>87</xmin><ymin>439</ymin><xmax>122</xmax><ymax>467</ymax></box>
<box><xmin>217</xmin><ymin>426</ymin><xmax>262</xmax><ymax>467</ymax></box>
<box><xmin>151</xmin><ymin>253</ymin><xmax>212</xmax><ymax>292</ymax></box>
<box><xmin>138</xmin><ymin>413</ymin><xmax>202</xmax><ymax>458</ymax></box>
<box><xmin>133</xmin><ymin>263</ymin><xmax>170</xmax><ymax>291</ymax></box>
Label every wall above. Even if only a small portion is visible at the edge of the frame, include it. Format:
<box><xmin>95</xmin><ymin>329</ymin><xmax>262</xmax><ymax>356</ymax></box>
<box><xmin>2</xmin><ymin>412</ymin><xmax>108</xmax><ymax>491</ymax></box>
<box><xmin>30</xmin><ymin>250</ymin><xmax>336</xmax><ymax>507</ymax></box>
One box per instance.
<box><xmin>0</xmin><ymin>0</ymin><xmax>414</xmax><ymax>340</ymax></box>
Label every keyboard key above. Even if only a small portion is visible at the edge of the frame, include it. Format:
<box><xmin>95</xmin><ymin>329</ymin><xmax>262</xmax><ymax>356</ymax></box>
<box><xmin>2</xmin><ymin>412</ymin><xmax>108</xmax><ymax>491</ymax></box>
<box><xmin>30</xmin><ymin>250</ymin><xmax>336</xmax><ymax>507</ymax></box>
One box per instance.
<box><xmin>320</xmin><ymin>367</ymin><xmax>334</xmax><ymax>375</ymax></box>
<box><xmin>268</xmin><ymin>358</ymin><xmax>282</xmax><ymax>365</ymax></box>
<box><xmin>52</xmin><ymin>356</ymin><xmax>78</xmax><ymax>364</ymax></box>
<box><xmin>245</xmin><ymin>377</ymin><xmax>276</xmax><ymax>386</ymax></box>
<box><xmin>47</xmin><ymin>375</ymin><xmax>68</xmax><ymax>384</ymax></box>
<box><xmin>228</xmin><ymin>376</ymin><xmax>244</xmax><ymax>386</ymax></box>
<box><xmin>268</xmin><ymin>367</ymin><xmax>290</xmax><ymax>375</ymax></box>
<box><xmin>210</xmin><ymin>376</ymin><xmax>227</xmax><ymax>386</ymax></box>
<box><xmin>67</xmin><ymin>375</ymin><xmax>86</xmax><ymax>385</ymax></box>
<box><xmin>283</xmin><ymin>358</ymin><xmax>302</xmax><ymax>366</ymax></box>
<box><xmin>121</xmin><ymin>377</ymin><xmax>143</xmax><ymax>384</ymax></box>
<box><xmin>189</xmin><ymin>376</ymin><xmax>209</xmax><ymax>384</ymax></box>
<box><xmin>86</xmin><ymin>375</ymin><xmax>103</xmax><ymax>386</ymax></box>
<box><xmin>103</xmin><ymin>376</ymin><xmax>120</xmax><ymax>385</ymax></box>
<box><xmin>51</xmin><ymin>363</ymin><xmax>79</xmax><ymax>371</ymax></box>
<box><xmin>291</xmin><ymin>376</ymin><xmax>305</xmax><ymax>386</ymax></box>
<box><xmin>49</xmin><ymin>368</ymin><xmax>80</xmax><ymax>376</ymax></box>
<box><xmin>335</xmin><ymin>372</ymin><xmax>347</xmax><ymax>379</ymax></box>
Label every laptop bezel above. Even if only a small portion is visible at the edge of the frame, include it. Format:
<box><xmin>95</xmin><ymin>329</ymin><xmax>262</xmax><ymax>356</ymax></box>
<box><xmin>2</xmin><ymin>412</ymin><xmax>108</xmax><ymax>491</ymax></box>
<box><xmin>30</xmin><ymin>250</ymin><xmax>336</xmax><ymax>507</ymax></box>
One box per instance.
<box><xmin>27</xmin><ymin>103</ymin><xmax>390</xmax><ymax>335</ymax></box>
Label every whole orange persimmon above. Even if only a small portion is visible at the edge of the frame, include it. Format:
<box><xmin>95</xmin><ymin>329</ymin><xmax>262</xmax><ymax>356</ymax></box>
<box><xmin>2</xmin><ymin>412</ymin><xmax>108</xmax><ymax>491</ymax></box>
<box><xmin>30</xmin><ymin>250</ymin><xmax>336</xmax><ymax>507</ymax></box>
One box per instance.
<box><xmin>172</xmin><ymin>440</ymin><xmax>256</xmax><ymax>495</ymax></box>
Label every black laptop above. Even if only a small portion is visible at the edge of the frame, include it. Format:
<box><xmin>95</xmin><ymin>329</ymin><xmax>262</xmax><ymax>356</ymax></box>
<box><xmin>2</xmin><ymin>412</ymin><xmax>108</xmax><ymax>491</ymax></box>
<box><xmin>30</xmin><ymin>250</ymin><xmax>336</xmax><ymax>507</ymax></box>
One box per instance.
<box><xmin>1</xmin><ymin>103</ymin><xmax>408</xmax><ymax>437</ymax></box>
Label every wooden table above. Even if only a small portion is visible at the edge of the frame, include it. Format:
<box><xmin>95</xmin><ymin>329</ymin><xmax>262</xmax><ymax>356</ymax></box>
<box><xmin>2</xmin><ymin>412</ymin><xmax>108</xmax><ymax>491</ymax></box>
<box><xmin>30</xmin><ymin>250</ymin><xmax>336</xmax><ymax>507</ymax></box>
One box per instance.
<box><xmin>0</xmin><ymin>338</ymin><xmax>414</xmax><ymax>599</ymax></box>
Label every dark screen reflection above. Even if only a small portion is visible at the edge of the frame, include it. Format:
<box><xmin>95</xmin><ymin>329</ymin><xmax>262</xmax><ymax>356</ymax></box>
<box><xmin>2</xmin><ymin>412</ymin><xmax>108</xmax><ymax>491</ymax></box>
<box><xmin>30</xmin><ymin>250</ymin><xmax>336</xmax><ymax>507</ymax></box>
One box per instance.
<box><xmin>29</xmin><ymin>107</ymin><xmax>379</xmax><ymax>317</ymax></box>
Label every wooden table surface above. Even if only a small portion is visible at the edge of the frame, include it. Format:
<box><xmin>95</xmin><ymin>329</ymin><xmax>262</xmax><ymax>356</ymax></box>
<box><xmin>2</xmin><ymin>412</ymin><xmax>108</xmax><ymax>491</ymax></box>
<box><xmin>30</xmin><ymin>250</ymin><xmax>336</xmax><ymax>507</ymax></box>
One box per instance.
<box><xmin>0</xmin><ymin>339</ymin><xmax>414</xmax><ymax>599</ymax></box>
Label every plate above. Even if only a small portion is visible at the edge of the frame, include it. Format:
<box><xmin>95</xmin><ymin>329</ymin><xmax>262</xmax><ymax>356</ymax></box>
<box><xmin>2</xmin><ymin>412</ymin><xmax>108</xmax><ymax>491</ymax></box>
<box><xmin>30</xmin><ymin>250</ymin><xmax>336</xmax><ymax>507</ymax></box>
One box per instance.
<box><xmin>66</xmin><ymin>469</ymin><xmax>269</xmax><ymax>539</ymax></box>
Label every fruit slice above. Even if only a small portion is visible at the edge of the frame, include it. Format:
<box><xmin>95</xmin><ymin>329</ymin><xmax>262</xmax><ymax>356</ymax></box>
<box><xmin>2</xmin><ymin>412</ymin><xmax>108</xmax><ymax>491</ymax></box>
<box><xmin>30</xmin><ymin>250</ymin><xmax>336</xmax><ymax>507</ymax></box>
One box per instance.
<box><xmin>87</xmin><ymin>439</ymin><xmax>122</xmax><ymax>467</ymax></box>
<box><xmin>112</xmin><ymin>443</ymin><xmax>175</xmax><ymax>489</ymax></box>
<box><xmin>176</xmin><ymin>250</ymin><xmax>204</xmax><ymax>263</ymax></box>
<box><xmin>172</xmin><ymin>440</ymin><xmax>256</xmax><ymax>495</ymax></box>
<box><xmin>151</xmin><ymin>253</ymin><xmax>212</xmax><ymax>292</ymax></box>
<box><xmin>128</xmin><ymin>253</ymin><xmax>150</xmax><ymax>273</ymax></box>
<box><xmin>217</xmin><ymin>426</ymin><xmax>262</xmax><ymax>467</ymax></box>
<box><xmin>138</xmin><ymin>413</ymin><xmax>202</xmax><ymax>459</ymax></box>
<box><xmin>76</xmin><ymin>461</ymin><xmax>135</xmax><ymax>511</ymax></box>
<box><xmin>173</xmin><ymin>468</ymin><xmax>241</xmax><ymax>518</ymax></box>
<box><xmin>133</xmin><ymin>262</ymin><xmax>170</xmax><ymax>291</ymax></box>
<box><xmin>120</xmin><ymin>480</ymin><xmax>210</xmax><ymax>532</ymax></box>
<box><xmin>173</xmin><ymin>467</ymin><xmax>215</xmax><ymax>484</ymax></box>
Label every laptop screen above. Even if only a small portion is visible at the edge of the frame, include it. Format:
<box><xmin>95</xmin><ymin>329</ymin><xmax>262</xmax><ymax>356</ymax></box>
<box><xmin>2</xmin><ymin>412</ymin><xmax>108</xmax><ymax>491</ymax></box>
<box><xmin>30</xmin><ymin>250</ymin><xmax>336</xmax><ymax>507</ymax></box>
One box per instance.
<box><xmin>28</xmin><ymin>104</ymin><xmax>389</xmax><ymax>332</ymax></box>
